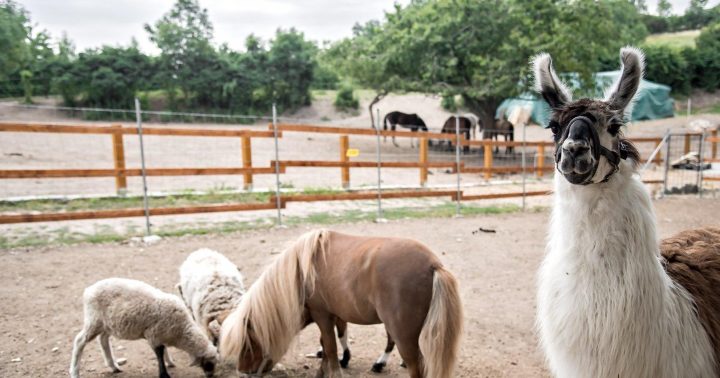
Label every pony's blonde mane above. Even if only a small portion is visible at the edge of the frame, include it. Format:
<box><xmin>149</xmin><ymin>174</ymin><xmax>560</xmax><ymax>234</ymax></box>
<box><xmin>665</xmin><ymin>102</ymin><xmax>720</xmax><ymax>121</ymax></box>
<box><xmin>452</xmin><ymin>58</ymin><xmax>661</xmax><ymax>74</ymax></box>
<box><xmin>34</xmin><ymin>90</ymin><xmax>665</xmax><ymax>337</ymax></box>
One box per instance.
<box><xmin>220</xmin><ymin>229</ymin><xmax>328</xmax><ymax>364</ymax></box>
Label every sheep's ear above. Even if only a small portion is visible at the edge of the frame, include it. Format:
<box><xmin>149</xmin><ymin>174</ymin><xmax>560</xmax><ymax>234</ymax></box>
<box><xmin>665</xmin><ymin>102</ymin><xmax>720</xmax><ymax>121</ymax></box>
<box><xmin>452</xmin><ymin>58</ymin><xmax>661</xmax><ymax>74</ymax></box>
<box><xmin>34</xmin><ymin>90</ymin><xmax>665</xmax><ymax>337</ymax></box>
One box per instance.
<box><xmin>605</xmin><ymin>47</ymin><xmax>644</xmax><ymax>112</ymax></box>
<box><xmin>532</xmin><ymin>53</ymin><xmax>572</xmax><ymax>110</ymax></box>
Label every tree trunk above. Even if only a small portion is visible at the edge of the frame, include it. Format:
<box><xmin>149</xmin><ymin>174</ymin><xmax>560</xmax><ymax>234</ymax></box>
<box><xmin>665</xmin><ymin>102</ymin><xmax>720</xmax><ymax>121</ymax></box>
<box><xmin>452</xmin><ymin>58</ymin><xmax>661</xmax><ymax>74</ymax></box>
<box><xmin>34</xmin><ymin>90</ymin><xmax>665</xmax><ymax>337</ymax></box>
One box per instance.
<box><xmin>461</xmin><ymin>94</ymin><xmax>498</xmax><ymax>132</ymax></box>
<box><xmin>368</xmin><ymin>90</ymin><xmax>388</xmax><ymax>129</ymax></box>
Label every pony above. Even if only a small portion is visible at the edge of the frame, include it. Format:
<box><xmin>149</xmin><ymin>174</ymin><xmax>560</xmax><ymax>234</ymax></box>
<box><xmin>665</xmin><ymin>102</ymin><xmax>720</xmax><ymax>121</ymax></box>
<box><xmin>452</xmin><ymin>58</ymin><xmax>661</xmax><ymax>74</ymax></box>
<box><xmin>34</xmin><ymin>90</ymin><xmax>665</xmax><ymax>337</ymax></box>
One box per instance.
<box><xmin>484</xmin><ymin>110</ymin><xmax>514</xmax><ymax>154</ymax></box>
<box><xmin>535</xmin><ymin>46</ymin><xmax>720</xmax><ymax>378</ymax></box>
<box><xmin>383</xmin><ymin>111</ymin><xmax>429</xmax><ymax>148</ymax></box>
<box><xmin>220</xmin><ymin>229</ymin><xmax>463</xmax><ymax>378</ymax></box>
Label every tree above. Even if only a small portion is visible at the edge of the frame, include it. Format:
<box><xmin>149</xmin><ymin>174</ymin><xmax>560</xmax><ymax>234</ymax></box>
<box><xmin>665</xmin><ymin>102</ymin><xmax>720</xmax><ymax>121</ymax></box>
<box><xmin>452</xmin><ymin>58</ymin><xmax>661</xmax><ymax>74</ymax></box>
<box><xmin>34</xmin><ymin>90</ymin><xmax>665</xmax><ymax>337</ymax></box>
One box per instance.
<box><xmin>145</xmin><ymin>0</ymin><xmax>214</xmax><ymax>106</ymax></box>
<box><xmin>329</xmin><ymin>0</ymin><xmax>647</xmax><ymax>127</ymax></box>
<box><xmin>0</xmin><ymin>1</ymin><xmax>29</xmax><ymax>80</ymax></box>
<box><xmin>657</xmin><ymin>0</ymin><xmax>672</xmax><ymax>17</ymax></box>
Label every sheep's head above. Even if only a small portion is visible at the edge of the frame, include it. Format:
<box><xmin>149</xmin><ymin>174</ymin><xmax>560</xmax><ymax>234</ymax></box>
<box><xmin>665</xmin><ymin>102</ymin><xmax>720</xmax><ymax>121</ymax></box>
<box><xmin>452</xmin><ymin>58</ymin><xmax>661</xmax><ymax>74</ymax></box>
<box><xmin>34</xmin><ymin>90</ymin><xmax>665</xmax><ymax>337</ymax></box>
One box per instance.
<box><xmin>532</xmin><ymin>47</ymin><xmax>642</xmax><ymax>185</ymax></box>
<box><xmin>191</xmin><ymin>345</ymin><xmax>218</xmax><ymax>378</ymax></box>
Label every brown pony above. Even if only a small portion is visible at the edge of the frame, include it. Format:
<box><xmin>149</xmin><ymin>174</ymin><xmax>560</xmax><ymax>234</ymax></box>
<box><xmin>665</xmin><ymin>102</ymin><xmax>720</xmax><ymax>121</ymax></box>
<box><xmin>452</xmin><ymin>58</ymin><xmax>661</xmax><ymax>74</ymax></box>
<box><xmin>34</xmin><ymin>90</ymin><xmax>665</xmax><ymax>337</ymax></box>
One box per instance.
<box><xmin>220</xmin><ymin>229</ymin><xmax>463</xmax><ymax>378</ymax></box>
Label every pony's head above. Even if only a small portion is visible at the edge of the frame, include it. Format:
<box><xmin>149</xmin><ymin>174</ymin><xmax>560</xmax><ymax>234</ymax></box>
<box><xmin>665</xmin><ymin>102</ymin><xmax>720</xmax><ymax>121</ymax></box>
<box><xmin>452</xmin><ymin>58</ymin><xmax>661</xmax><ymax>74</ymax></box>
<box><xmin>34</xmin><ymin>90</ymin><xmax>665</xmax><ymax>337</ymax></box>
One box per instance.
<box><xmin>219</xmin><ymin>229</ymin><xmax>327</xmax><ymax>375</ymax></box>
<box><xmin>532</xmin><ymin>47</ymin><xmax>641</xmax><ymax>186</ymax></box>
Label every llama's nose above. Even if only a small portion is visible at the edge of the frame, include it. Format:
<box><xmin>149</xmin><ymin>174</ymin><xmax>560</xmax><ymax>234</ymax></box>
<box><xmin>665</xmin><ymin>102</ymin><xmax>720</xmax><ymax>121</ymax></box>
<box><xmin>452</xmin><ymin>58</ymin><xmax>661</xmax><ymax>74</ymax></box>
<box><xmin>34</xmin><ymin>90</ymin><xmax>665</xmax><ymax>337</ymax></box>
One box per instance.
<box><xmin>562</xmin><ymin>139</ymin><xmax>590</xmax><ymax>159</ymax></box>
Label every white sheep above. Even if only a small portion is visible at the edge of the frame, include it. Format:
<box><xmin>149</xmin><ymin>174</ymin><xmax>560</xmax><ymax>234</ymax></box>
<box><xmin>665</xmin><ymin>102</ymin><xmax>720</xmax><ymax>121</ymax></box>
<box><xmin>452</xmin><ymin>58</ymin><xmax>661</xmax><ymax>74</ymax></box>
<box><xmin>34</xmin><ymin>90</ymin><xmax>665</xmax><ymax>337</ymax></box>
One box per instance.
<box><xmin>69</xmin><ymin>278</ymin><xmax>217</xmax><ymax>378</ymax></box>
<box><xmin>178</xmin><ymin>248</ymin><xmax>245</xmax><ymax>345</ymax></box>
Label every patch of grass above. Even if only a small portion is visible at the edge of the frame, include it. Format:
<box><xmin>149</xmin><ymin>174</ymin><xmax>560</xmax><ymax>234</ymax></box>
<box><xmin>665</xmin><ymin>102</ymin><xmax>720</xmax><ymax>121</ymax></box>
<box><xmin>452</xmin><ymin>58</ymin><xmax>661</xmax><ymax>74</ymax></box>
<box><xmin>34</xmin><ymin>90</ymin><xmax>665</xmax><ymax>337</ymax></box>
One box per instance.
<box><xmin>0</xmin><ymin>191</ymin><xmax>272</xmax><ymax>213</ymax></box>
<box><xmin>0</xmin><ymin>201</ymin><xmax>533</xmax><ymax>249</ymax></box>
<box><xmin>691</xmin><ymin>102</ymin><xmax>720</xmax><ymax>115</ymax></box>
<box><xmin>645</xmin><ymin>30</ymin><xmax>700</xmax><ymax>49</ymax></box>
<box><xmin>301</xmin><ymin>187</ymin><xmax>343</xmax><ymax>195</ymax></box>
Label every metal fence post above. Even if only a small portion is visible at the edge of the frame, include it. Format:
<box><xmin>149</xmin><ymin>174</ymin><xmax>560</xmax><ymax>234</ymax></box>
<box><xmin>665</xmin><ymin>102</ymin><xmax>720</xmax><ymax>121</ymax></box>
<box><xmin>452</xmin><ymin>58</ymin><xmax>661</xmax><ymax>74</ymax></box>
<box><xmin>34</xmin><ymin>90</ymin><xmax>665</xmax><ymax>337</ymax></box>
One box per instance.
<box><xmin>698</xmin><ymin>131</ymin><xmax>705</xmax><ymax>198</ymax></box>
<box><xmin>134</xmin><ymin>98</ymin><xmax>151</xmax><ymax>236</ymax></box>
<box><xmin>454</xmin><ymin>115</ymin><xmax>462</xmax><ymax>216</ymax></box>
<box><xmin>272</xmin><ymin>103</ymin><xmax>283</xmax><ymax>227</ymax></box>
<box><xmin>663</xmin><ymin>132</ymin><xmax>672</xmax><ymax>197</ymax></box>
<box><xmin>521</xmin><ymin>121</ymin><xmax>527</xmax><ymax>211</ymax></box>
<box><xmin>375</xmin><ymin>108</ymin><xmax>385</xmax><ymax>222</ymax></box>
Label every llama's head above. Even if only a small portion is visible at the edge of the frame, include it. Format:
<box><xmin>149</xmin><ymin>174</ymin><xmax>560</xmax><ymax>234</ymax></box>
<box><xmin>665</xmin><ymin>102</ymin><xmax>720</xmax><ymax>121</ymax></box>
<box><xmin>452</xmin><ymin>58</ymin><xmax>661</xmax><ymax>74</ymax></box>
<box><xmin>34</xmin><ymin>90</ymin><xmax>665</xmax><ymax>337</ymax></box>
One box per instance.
<box><xmin>532</xmin><ymin>47</ymin><xmax>642</xmax><ymax>185</ymax></box>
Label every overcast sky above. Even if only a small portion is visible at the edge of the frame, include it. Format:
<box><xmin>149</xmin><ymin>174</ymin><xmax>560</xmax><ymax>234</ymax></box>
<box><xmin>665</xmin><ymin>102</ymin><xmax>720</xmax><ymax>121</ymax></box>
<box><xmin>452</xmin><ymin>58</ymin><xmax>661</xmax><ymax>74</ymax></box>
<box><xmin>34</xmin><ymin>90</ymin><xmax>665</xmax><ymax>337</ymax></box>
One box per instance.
<box><xmin>18</xmin><ymin>0</ymin><xmax>719</xmax><ymax>54</ymax></box>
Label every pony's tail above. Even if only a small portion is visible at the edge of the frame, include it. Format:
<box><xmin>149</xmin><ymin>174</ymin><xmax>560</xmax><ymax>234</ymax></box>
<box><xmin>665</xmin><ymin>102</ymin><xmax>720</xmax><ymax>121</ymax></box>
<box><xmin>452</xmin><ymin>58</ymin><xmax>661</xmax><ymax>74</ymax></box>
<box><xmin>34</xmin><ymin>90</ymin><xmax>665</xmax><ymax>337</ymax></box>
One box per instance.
<box><xmin>383</xmin><ymin>114</ymin><xmax>388</xmax><ymax>131</ymax></box>
<box><xmin>418</xmin><ymin>267</ymin><xmax>463</xmax><ymax>378</ymax></box>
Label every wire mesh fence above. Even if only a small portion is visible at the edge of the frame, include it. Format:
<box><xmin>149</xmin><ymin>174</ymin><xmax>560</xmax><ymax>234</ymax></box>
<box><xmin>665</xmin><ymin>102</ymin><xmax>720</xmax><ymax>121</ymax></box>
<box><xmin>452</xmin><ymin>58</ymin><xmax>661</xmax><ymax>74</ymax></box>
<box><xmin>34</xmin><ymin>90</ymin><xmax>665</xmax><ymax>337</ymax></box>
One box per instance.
<box><xmin>0</xmin><ymin>101</ymin><xmax>712</xmax><ymax>232</ymax></box>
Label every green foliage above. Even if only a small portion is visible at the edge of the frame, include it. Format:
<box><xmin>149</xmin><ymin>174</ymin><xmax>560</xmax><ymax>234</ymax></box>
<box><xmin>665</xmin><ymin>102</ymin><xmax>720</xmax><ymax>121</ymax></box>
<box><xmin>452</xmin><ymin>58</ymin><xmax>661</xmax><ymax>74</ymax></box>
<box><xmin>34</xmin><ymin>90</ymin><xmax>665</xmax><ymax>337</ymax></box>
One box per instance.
<box><xmin>334</xmin><ymin>84</ymin><xmax>358</xmax><ymax>111</ymax></box>
<box><xmin>691</xmin><ymin>23</ymin><xmax>720</xmax><ymax>90</ymax></box>
<box><xmin>312</xmin><ymin>61</ymin><xmax>339</xmax><ymax>90</ymax></box>
<box><xmin>441</xmin><ymin>94</ymin><xmax>457</xmax><ymax>112</ymax></box>
<box><xmin>327</xmin><ymin>0</ymin><xmax>647</xmax><ymax>125</ymax></box>
<box><xmin>641</xmin><ymin>44</ymin><xmax>691</xmax><ymax>94</ymax></box>
<box><xmin>19</xmin><ymin>69</ymin><xmax>31</xmax><ymax>102</ymax></box>
<box><xmin>54</xmin><ymin>45</ymin><xmax>153</xmax><ymax>109</ymax></box>
<box><xmin>0</xmin><ymin>1</ymin><xmax>29</xmax><ymax>79</ymax></box>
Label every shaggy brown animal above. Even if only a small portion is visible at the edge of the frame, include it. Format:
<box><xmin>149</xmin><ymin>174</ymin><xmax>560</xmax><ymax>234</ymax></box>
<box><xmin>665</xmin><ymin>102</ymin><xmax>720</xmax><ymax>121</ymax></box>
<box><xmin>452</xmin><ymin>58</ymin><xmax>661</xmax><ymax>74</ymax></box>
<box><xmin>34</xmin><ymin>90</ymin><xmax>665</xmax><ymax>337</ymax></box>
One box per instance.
<box><xmin>662</xmin><ymin>227</ymin><xmax>720</xmax><ymax>358</ymax></box>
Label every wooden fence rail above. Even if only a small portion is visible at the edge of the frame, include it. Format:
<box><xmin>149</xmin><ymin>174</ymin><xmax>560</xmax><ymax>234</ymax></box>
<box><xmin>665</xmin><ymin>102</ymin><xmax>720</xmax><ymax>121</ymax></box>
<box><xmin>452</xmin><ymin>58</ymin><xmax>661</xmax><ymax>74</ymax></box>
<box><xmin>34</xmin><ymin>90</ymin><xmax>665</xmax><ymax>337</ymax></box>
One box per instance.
<box><xmin>0</xmin><ymin>121</ymin><xmax>675</xmax><ymax>224</ymax></box>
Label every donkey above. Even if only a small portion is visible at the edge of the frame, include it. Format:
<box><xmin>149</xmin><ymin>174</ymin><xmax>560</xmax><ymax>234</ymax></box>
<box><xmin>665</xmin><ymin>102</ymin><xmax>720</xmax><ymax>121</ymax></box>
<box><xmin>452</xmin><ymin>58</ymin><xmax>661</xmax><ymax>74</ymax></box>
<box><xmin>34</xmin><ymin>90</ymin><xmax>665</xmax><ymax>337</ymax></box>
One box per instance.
<box><xmin>220</xmin><ymin>229</ymin><xmax>462</xmax><ymax>378</ymax></box>
<box><xmin>439</xmin><ymin>115</ymin><xmax>474</xmax><ymax>152</ymax></box>
<box><xmin>535</xmin><ymin>47</ymin><xmax>720</xmax><ymax>378</ymax></box>
<box><xmin>383</xmin><ymin>111</ymin><xmax>429</xmax><ymax>148</ymax></box>
<box><xmin>484</xmin><ymin>112</ymin><xmax>514</xmax><ymax>154</ymax></box>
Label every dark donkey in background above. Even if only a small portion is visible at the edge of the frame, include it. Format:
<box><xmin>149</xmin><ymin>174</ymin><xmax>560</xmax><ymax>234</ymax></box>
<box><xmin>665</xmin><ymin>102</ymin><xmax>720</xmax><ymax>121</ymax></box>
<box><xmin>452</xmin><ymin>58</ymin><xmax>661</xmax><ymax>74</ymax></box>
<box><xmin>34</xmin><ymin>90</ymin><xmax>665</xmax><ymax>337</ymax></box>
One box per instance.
<box><xmin>439</xmin><ymin>115</ymin><xmax>478</xmax><ymax>152</ymax></box>
<box><xmin>484</xmin><ymin>111</ymin><xmax>514</xmax><ymax>154</ymax></box>
<box><xmin>383</xmin><ymin>111</ymin><xmax>428</xmax><ymax>148</ymax></box>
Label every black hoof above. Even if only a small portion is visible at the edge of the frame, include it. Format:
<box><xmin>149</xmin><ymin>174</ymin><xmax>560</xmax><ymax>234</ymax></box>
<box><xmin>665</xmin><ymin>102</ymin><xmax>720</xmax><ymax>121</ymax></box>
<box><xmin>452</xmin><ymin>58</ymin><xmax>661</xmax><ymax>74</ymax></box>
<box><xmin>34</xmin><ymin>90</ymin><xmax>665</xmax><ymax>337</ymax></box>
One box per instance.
<box><xmin>339</xmin><ymin>350</ymin><xmax>351</xmax><ymax>369</ymax></box>
<box><xmin>400</xmin><ymin>361</ymin><xmax>407</xmax><ymax>368</ymax></box>
<box><xmin>371</xmin><ymin>362</ymin><xmax>386</xmax><ymax>373</ymax></box>
<box><xmin>316</xmin><ymin>350</ymin><xmax>324</xmax><ymax>358</ymax></box>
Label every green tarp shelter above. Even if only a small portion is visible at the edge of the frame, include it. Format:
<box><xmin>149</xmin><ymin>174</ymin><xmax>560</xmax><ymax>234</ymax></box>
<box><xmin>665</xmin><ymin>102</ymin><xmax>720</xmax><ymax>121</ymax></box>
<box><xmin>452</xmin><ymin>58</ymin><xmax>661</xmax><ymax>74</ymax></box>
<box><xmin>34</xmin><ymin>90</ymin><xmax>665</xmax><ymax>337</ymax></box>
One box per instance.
<box><xmin>497</xmin><ymin>71</ymin><xmax>675</xmax><ymax>128</ymax></box>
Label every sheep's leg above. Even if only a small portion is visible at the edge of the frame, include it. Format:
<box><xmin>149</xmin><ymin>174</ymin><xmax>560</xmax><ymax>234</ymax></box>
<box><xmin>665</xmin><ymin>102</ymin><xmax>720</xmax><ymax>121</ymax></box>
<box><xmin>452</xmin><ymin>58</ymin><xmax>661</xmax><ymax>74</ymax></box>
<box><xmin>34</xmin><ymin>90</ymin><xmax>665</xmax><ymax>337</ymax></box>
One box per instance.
<box><xmin>69</xmin><ymin>328</ymin><xmax>94</xmax><ymax>378</ymax></box>
<box><xmin>99</xmin><ymin>333</ymin><xmax>122</xmax><ymax>373</ymax></box>
<box><xmin>164</xmin><ymin>347</ymin><xmax>175</xmax><ymax>368</ymax></box>
<box><xmin>153</xmin><ymin>345</ymin><xmax>171</xmax><ymax>378</ymax></box>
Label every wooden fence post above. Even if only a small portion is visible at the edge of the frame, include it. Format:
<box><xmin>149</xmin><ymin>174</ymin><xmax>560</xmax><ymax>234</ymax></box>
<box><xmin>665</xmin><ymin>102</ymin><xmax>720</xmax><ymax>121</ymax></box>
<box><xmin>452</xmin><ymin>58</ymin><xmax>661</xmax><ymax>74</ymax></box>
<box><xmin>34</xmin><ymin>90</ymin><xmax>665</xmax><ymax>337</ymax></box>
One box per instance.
<box><xmin>684</xmin><ymin>134</ymin><xmax>691</xmax><ymax>155</ymax></box>
<box><xmin>537</xmin><ymin>144</ymin><xmax>545</xmax><ymax>178</ymax></box>
<box><xmin>111</xmin><ymin>125</ymin><xmax>127</xmax><ymax>195</ymax></box>
<box><xmin>241</xmin><ymin>136</ymin><xmax>253</xmax><ymax>190</ymax></box>
<box><xmin>419</xmin><ymin>137</ymin><xmax>428</xmax><ymax>187</ymax></box>
<box><xmin>484</xmin><ymin>142</ymin><xmax>493</xmax><ymax>180</ymax></box>
<box><xmin>712</xmin><ymin>129</ymin><xmax>718</xmax><ymax>159</ymax></box>
<box><xmin>339</xmin><ymin>135</ymin><xmax>350</xmax><ymax>188</ymax></box>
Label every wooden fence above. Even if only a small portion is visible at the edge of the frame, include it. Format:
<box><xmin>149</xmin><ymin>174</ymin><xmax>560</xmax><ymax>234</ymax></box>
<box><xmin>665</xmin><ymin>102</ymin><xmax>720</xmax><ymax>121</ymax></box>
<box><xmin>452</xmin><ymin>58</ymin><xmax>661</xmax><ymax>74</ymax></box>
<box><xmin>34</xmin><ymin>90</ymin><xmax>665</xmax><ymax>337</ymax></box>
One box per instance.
<box><xmin>0</xmin><ymin>121</ymin><xmax>698</xmax><ymax>224</ymax></box>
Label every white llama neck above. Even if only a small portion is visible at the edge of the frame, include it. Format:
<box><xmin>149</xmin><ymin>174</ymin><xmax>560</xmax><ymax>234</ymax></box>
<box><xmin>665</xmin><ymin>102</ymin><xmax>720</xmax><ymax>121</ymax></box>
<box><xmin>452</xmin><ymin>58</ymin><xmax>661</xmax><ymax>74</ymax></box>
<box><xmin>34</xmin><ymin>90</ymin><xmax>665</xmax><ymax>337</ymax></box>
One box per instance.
<box><xmin>550</xmin><ymin>162</ymin><xmax>659</xmax><ymax>263</ymax></box>
<box><xmin>539</xmin><ymin>162</ymin><xmax>716</xmax><ymax>377</ymax></box>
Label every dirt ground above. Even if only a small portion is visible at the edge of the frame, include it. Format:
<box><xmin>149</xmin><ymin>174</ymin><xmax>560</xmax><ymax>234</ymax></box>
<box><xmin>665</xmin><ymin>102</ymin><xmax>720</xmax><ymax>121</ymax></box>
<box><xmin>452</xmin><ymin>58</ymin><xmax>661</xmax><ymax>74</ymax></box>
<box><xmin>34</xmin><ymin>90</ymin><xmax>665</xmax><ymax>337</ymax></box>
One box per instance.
<box><xmin>1</xmin><ymin>196</ymin><xmax>718</xmax><ymax>378</ymax></box>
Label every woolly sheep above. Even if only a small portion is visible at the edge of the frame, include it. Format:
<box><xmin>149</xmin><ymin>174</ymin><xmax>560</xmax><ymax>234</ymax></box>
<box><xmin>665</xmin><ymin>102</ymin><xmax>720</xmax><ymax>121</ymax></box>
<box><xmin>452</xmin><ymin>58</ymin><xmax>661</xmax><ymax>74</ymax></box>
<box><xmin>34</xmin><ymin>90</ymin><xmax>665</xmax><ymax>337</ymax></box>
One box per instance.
<box><xmin>69</xmin><ymin>278</ymin><xmax>217</xmax><ymax>378</ymax></box>
<box><xmin>178</xmin><ymin>248</ymin><xmax>245</xmax><ymax>345</ymax></box>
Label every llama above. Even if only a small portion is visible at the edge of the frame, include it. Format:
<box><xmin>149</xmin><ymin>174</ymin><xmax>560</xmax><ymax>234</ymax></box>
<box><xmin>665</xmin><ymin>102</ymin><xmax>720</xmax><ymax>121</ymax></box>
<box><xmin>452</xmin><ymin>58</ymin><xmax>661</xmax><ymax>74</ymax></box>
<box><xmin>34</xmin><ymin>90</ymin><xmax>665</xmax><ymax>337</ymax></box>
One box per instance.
<box><xmin>535</xmin><ymin>47</ymin><xmax>720</xmax><ymax>378</ymax></box>
<box><xmin>178</xmin><ymin>248</ymin><xmax>245</xmax><ymax>345</ymax></box>
<box><xmin>69</xmin><ymin>278</ymin><xmax>217</xmax><ymax>378</ymax></box>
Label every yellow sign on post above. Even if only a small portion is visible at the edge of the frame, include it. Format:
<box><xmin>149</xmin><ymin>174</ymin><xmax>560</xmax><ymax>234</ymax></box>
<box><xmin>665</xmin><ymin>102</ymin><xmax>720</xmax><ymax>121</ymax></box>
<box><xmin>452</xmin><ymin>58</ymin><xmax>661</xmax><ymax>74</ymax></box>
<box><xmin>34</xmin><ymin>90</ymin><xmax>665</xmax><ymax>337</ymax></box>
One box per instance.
<box><xmin>346</xmin><ymin>148</ymin><xmax>360</xmax><ymax>158</ymax></box>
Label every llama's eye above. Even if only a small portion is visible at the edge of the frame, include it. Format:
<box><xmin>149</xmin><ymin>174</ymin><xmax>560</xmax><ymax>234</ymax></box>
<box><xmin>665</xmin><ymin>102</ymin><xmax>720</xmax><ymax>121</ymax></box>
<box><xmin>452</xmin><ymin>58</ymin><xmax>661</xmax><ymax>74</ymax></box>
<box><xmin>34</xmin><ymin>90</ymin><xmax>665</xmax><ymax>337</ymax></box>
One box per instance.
<box><xmin>608</xmin><ymin>123</ymin><xmax>621</xmax><ymax>136</ymax></box>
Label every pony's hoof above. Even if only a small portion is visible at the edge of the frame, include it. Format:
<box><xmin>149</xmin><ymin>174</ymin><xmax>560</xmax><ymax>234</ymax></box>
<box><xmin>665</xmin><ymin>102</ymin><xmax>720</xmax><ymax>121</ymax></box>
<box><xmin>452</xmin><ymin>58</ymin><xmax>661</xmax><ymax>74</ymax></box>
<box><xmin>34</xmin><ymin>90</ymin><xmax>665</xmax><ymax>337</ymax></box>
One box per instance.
<box><xmin>371</xmin><ymin>362</ymin><xmax>386</xmax><ymax>373</ymax></box>
<box><xmin>400</xmin><ymin>361</ymin><xmax>407</xmax><ymax>368</ymax></box>
<box><xmin>339</xmin><ymin>350</ymin><xmax>350</xmax><ymax>368</ymax></box>
<box><xmin>111</xmin><ymin>367</ymin><xmax>122</xmax><ymax>374</ymax></box>
<box><xmin>315</xmin><ymin>350</ymin><xmax>324</xmax><ymax>358</ymax></box>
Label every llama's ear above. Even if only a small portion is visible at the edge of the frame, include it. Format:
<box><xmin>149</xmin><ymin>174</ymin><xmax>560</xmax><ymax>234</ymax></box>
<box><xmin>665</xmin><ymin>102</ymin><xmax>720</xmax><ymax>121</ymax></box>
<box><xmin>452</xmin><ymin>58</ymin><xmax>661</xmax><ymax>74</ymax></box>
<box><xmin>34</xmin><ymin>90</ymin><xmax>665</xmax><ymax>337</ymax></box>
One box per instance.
<box><xmin>532</xmin><ymin>53</ymin><xmax>572</xmax><ymax>110</ymax></box>
<box><xmin>605</xmin><ymin>47</ymin><xmax>644</xmax><ymax>112</ymax></box>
